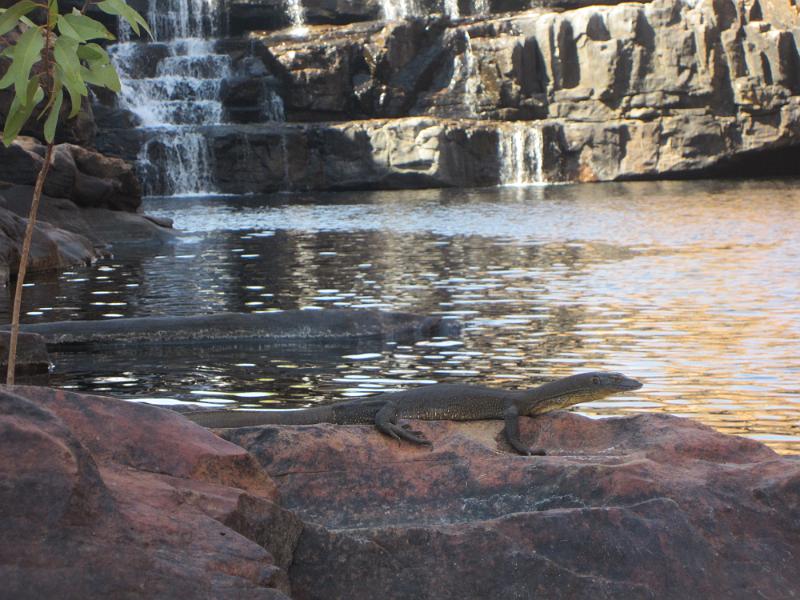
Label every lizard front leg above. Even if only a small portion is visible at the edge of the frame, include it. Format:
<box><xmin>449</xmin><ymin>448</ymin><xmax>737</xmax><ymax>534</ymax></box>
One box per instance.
<box><xmin>375</xmin><ymin>400</ymin><xmax>432</xmax><ymax>446</ymax></box>
<box><xmin>503</xmin><ymin>403</ymin><xmax>546</xmax><ymax>456</ymax></box>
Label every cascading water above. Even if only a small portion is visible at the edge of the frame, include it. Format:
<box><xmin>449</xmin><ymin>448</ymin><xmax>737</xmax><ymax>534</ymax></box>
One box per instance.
<box><xmin>286</xmin><ymin>0</ymin><xmax>308</xmax><ymax>35</ymax></box>
<box><xmin>381</xmin><ymin>0</ymin><xmax>419</xmax><ymax>21</ymax></box>
<box><xmin>498</xmin><ymin>124</ymin><xmax>545</xmax><ymax>185</ymax></box>
<box><xmin>444</xmin><ymin>0</ymin><xmax>460</xmax><ymax>18</ymax></box>
<box><xmin>110</xmin><ymin>0</ymin><xmax>228</xmax><ymax>196</ymax></box>
<box><xmin>471</xmin><ymin>0</ymin><xmax>490</xmax><ymax>15</ymax></box>
<box><xmin>382</xmin><ymin>0</ymin><xmax>488</xmax><ymax>19</ymax></box>
<box><xmin>110</xmin><ymin>0</ymin><xmax>286</xmax><ymax>196</ymax></box>
<box><xmin>447</xmin><ymin>31</ymin><xmax>481</xmax><ymax>117</ymax></box>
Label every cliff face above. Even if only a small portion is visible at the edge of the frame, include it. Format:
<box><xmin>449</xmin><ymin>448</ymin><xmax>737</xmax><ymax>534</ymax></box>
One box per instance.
<box><xmin>93</xmin><ymin>0</ymin><xmax>800</xmax><ymax>193</ymax></box>
<box><xmin>255</xmin><ymin>0</ymin><xmax>800</xmax><ymax>183</ymax></box>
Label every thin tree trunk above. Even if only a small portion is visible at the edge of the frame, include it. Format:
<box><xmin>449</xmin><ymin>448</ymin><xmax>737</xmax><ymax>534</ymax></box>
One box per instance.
<box><xmin>6</xmin><ymin>143</ymin><xmax>54</xmax><ymax>385</ymax></box>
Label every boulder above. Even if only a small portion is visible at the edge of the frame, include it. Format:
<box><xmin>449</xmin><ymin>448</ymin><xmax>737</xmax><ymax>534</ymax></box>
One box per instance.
<box><xmin>223</xmin><ymin>411</ymin><xmax>800</xmax><ymax>600</ymax></box>
<box><xmin>0</xmin><ymin>138</ymin><xmax>142</xmax><ymax>212</ymax></box>
<box><xmin>9</xmin><ymin>309</ymin><xmax>461</xmax><ymax>346</ymax></box>
<box><xmin>1</xmin><ymin>185</ymin><xmax>174</xmax><ymax>250</ymax></box>
<box><xmin>0</xmin><ymin>202</ymin><xmax>97</xmax><ymax>284</ymax></box>
<box><xmin>0</xmin><ymin>385</ymin><xmax>301</xmax><ymax>598</ymax></box>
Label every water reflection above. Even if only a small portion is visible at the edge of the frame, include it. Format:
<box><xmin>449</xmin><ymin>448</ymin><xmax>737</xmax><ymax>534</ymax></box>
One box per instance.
<box><xmin>2</xmin><ymin>179</ymin><xmax>799</xmax><ymax>453</ymax></box>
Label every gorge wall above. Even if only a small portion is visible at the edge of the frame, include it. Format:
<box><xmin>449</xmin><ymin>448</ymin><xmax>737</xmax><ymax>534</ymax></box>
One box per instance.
<box><xmin>93</xmin><ymin>0</ymin><xmax>800</xmax><ymax>195</ymax></box>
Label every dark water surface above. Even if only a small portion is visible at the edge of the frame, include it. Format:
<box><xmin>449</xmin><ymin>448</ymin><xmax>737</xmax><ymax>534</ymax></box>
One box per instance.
<box><xmin>3</xmin><ymin>180</ymin><xmax>799</xmax><ymax>453</ymax></box>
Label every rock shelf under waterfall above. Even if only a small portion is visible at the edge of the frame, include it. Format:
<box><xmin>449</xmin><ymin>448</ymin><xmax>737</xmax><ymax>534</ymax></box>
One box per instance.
<box><xmin>94</xmin><ymin>0</ymin><xmax>800</xmax><ymax>195</ymax></box>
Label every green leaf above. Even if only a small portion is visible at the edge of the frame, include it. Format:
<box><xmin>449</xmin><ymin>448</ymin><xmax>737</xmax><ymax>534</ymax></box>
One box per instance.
<box><xmin>60</xmin><ymin>12</ymin><xmax>115</xmax><ymax>42</ymax></box>
<box><xmin>54</xmin><ymin>35</ymin><xmax>88</xmax><ymax>98</ymax></box>
<box><xmin>0</xmin><ymin>1</ymin><xmax>38</xmax><ymax>37</ymax></box>
<box><xmin>2</xmin><ymin>76</ymin><xmax>41</xmax><ymax>146</ymax></box>
<box><xmin>6</xmin><ymin>26</ymin><xmax>44</xmax><ymax>98</ymax></box>
<box><xmin>97</xmin><ymin>0</ymin><xmax>150</xmax><ymax>37</ymax></box>
<box><xmin>80</xmin><ymin>61</ymin><xmax>121</xmax><ymax>92</ymax></box>
<box><xmin>77</xmin><ymin>43</ymin><xmax>111</xmax><ymax>65</ymax></box>
<box><xmin>0</xmin><ymin>46</ymin><xmax>14</xmax><ymax>89</ymax></box>
<box><xmin>43</xmin><ymin>85</ymin><xmax>64</xmax><ymax>143</ymax></box>
<box><xmin>56</xmin><ymin>14</ymin><xmax>80</xmax><ymax>40</ymax></box>
<box><xmin>47</xmin><ymin>0</ymin><xmax>58</xmax><ymax>25</ymax></box>
<box><xmin>55</xmin><ymin>62</ymin><xmax>86</xmax><ymax>118</ymax></box>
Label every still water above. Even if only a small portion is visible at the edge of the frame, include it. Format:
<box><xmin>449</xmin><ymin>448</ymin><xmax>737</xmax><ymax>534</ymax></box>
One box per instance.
<box><xmin>3</xmin><ymin>180</ymin><xmax>799</xmax><ymax>453</ymax></box>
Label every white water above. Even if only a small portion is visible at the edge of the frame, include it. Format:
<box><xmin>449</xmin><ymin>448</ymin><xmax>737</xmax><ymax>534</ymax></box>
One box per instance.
<box><xmin>471</xmin><ymin>0</ymin><xmax>490</xmax><ymax>15</ymax></box>
<box><xmin>381</xmin><ymin>0</ymin><xmax>489</xmax><ymax>19</ymax></box>
<box><xmin>447</xmin><ymin>31</ymin><xmax>481</xmax><ymax>117</ymax></box>
<box><xmin>111</xmin><ymin>0</ymin><xmax>288</xmax><ymax>196</ymax></box>
<box><xmin>444</xmin><ymin>0</ymin><xmax>460</xmax><ymax>18</ymax></box>
<box><xmin>381</xmin><ymin>0</ymin><xmax>419</xmax><ymax>20</ymax></box>
<box><xmin>497</xmin><ymin>124</ymin><xmax>545</xmax><ymax>185</ymax></box>
<box><xmin>286</xmin><ymin>0</ymin><xmax>308</xmax><ymax>36</ymax></box>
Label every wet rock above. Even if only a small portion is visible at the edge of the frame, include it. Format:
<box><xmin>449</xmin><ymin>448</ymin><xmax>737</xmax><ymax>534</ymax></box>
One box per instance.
<box><xmin>9</xmin><ymin>309</ymin><xmax>461</xmax><ymax>346</ymax></box>
<box><xmin>0</xmin><ymin>332</ymin><xmax>50</xmax><ymax>378</ymax></box>
<box><xmin>224</xmin><ymin>411</ymin><xmax>800</xmax><ymax>600</ymax></box>
<box><xmin>0</xmin><ymin>385</ymin><xmax>301</xmax><ymax>598</ymax></box>
<box><xmin>1</xmin><ymin>184</ymin><xmax>174</xmax><ymax>252</ymax></box>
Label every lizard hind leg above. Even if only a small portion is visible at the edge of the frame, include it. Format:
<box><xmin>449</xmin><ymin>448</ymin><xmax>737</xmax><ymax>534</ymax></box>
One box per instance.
<box><xmin>375</xmin><ymin>400</ymin><xmax>432</xmax><ymax>446</ymax></box>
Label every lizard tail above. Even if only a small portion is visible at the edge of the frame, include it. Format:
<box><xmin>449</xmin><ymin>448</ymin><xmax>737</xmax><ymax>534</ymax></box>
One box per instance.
<box><xmin>183</xmin><ymin>405</ymin><xmax>334</xmax><ymax>428</ymax></box>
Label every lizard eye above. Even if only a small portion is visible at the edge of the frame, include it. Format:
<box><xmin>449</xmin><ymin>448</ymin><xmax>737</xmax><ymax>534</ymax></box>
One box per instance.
<box><xmin>591</xmin><ymin>376</ymin><xmax>600</xmax><ymax>385</ymax></box>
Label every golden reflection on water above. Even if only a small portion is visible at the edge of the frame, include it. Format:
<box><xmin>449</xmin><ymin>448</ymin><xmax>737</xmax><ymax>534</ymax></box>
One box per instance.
<box><xmin>5</xmin><ymin>179</ymin><xmax>800</xmax><ymax>454</ymax></box>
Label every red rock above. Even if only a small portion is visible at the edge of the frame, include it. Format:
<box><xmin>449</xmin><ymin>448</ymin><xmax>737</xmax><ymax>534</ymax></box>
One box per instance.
<box><xmin>223</xmin><ymin>412</ymin><xmax>800</xmax><ymax>600</ymax></box>
<box><xmin>0</xmin><ymin>386</ymin><xmax>301</xmax><ymax>599</ymax></box>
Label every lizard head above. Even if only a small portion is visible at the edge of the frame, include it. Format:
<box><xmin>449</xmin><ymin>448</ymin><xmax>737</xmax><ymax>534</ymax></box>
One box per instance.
<box><xmin>524</xmin><ymin>371</ymin><xmax>643</xmax><ymax>415</ymax></box>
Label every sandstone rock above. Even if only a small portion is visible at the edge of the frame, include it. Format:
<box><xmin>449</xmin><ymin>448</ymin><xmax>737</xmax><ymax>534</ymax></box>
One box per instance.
<box><xmin>224</xmin><ymin>411</ymin><xmax>800</xmax><ymax>599</ymax></box>
<box><xmin>0</xmin><ymin>385</ymin><xmax>301</xmax><ymax>598</ymax></box>
<box><xmin>202</xmin><ymin>118</ymin><xmax>503</xmax><ymax>192</ymax></box>
<box><xmin>242</xmin><ymin>0</ymin><xmax>800</xmax><ymax>183</ymax></box>
<box><xmin>0</xmin><ymin>185</ymin><xmax>173</xmax><ymax>252</ymax></box>
<box><xmin>0</xmin><ymin>202</ymin><xmax>97</xmax><ymax>283</ymax></box>
<box><xmin>0</xmin><ymin>138</ymin><xmax>142</xmax><ymax>212</ymax></box>
<box><xmin>0</xmin><ymin>331</ymin><xmax>50</xmax><ymax>378</ymax></box>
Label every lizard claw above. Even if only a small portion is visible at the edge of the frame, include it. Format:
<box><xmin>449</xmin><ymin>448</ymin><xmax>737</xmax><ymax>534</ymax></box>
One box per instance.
<box><xmin>388</xmin><ymin>423</ymin><xmax>431</xmax><ymax>446</ymax></box>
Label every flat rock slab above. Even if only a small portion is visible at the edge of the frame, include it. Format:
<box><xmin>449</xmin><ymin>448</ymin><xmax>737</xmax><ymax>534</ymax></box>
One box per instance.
<box><xmin>0</xmin><ymin>331</ymin><xmax>49</xmax><ymax>377</ymax></box>
<box><xmin>0</xmin><ymin>385</ymin><xmax>301</xmax><ymax>599</ymax></box>
<box><xmin>9</xmin><ymin>309</ymin><xmax>459</xmax><ymax>347</ymax></box>
<box><xmin>223</xmin><ymin>413</ymin><xmax>800</xmax><ymax>600</ymax></box>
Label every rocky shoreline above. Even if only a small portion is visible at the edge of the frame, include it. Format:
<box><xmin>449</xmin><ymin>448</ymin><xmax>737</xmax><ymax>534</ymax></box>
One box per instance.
<box><xmin>2</xmin><ymin>384</ymin><xmax>799</xmax><ymax>599</ymax></box>
<box><xmin>0</xmin><ymin>138</ymin><xmax>174</xmax><ymax>285</ymax></box>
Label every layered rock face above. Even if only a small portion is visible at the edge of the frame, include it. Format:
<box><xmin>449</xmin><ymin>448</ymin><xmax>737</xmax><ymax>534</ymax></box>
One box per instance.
<box><xmin>96</xmin><ymin>0</ymin><xmax>800</xmax><ymax>193</ymax></box>
<box><xmin>256</xmin><ymin>0</ymin><xmax>800</xmax><ymax>183</ymax></box>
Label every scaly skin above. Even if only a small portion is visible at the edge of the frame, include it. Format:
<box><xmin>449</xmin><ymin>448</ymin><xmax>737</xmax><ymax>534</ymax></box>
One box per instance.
<box><xmin>185</xmin><ymin>371</ymin><xmax>643</xmax><ymax>455</ymax></box>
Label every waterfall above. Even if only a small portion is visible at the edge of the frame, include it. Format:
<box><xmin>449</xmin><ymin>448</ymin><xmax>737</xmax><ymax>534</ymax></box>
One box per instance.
<box><xmin>110</xmin><ymin>0</ymin><xmax>287</xmax><ymax>196</ymax></box>
<box><xmin>286</xmin><ymin>0</ymin><xmax>308</xmax><ymax>36</ymax></box>
<box><xmin>381</xmin><ymin>0</ymin><xmax>419</xmax><ymax>21</ymax></box>
<box><xmin>447</xmin><ymin>31</ymin><xmax>480</xmax><ymax>117</ymax></box>
<box><xmin>472</xmin><ymin>0</ymin><xmax>490</xmax><ymax>15</ymax></box>
<box><xmin>444</xmin><ymin>0</ymin><xmax>460</xmax><ymax>18</ymax></box>
<box><xmin>498</xmin><ymin>124</ymin><xmax>545</xmax><ymax>185</ymax></box>
<box><xmin>110</xmin><ymin>0</ymin><xmax>228</xmax><ymax>196</ymax></box>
